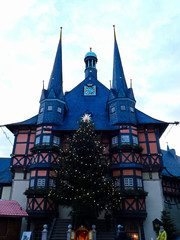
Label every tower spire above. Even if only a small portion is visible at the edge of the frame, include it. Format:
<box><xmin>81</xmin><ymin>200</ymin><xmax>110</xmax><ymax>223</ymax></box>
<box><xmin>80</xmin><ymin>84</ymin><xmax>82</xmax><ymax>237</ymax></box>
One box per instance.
<box><xmin>47</xmin><ymin>27</ymin><xmax>63</xmax><ymax>98</ymax></box>
<box><xmin>112</xmin><ymin>25</ymin><xmax>128</xmax><ymax>95</ymax></box>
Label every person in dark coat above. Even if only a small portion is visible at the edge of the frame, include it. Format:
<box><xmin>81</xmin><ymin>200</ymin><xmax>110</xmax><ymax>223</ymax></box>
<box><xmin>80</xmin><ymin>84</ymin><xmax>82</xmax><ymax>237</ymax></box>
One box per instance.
<box><xmin>116</xmin><ymin>225</ymin><xmax>131</xmax><ymax>240</ymax></box>
<box><xmin>104</xmin><ymin>209</ymin><xmax>112</xmax><ymax>231</ymax></box>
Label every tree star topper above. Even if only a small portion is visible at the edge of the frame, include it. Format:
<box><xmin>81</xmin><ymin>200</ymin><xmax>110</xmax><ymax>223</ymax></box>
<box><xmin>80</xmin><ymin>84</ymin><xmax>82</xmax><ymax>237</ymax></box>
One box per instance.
<box><xmin>81</xmin><ymin>113</ymin><xmax>91</xmax><ymax>122</ymax></box>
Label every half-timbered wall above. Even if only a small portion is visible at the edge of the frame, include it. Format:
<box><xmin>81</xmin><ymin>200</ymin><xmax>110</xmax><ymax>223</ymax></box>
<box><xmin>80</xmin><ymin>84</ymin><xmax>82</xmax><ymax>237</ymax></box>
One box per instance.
<box><xmin>11</xmin><ymin>129</ymin><xmax>35</xmax><ymax>168</ymax></box>
<box><xmin>138</xmin><ymin>128</ymin><xmax>163</xmax><ymax>169</ymax></box>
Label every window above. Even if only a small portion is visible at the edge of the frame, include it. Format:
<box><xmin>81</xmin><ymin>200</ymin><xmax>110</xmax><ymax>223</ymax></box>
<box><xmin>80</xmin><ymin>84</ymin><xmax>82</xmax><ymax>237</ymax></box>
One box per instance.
<box><xmin>37</xmin><ymin>178</ymin><xmax>46</xmax><ymax>187</ymax></box>
<box><xmin>35</xmin><ymin>136</ymin><xmax>40</xmax><ymax>145</ymax></box>
<box><xmin>40</xmin><ymin>107</ymin><xmax>44</xmax><ymax>113</ymax></box>
<box><xmin>57</xmin><ymin>107</ymin><xmax>62</xmax><ymax>113</ymax></box>
<box><xmin>132</xmin><ymin>136</ymin><xmax>138</xmax><ymax>145</ymax></box>
<box><xmin>112</xmin><ymin>136</ymin><xmax>118</xmax><ymax>146</ymax></box>
<box><xmin>30</xmin><ymin>179</ymin><xmax>35</xmax><ymax>187</ymax></box>
<box><xmin>137</xmin><ymin>178</ymin><xmax>143</xmax><ymax>188</ymax></box>
<box><xmin>111</xmin><ymin>107</ymin><xmax>116</xmax><ymax>113</ymax></box>
<box><xmin>47</xmin><ymin>106</ymin><xmax>52</xmax><ymax>111</ymax></box>
<box><xmin>42</xmin><ymin>135</ymin><xmax>51</xmax><ymax>145</ymax></box>
<box><xmin>49</xmin><ymin>178</ymin><xmax>55</xmax><ymax>188</ymax></box>
<box><xmin>53</xmin><ymin>136</ymin><xmax>60</xmax><ymax>146</ymax></box>
<box><xmin>121</xmin><ymin>135</ymin><xmax>130</xmax><ymax>144</ymax></box>
<box><xmin>124</xmin><ymin>178</ymin><xmax>133</xmax><ymax>188</ymax></box>
<box><xmin>120</xmin><ymin>105</ymin><xmax>126</xmax><ymax>111</ymax></box>
<box><xmin>130</xmin><ymin>107</ymin><xmax>134</xmax><ymax>112</ymax></box>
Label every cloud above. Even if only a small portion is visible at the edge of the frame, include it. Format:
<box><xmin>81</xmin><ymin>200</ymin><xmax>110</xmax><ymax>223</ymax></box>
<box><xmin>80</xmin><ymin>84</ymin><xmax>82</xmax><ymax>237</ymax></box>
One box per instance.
<box><xmin>0</xmin><ymin>0</ymin><xmax>180</xmax><ymax>156</ymax></box>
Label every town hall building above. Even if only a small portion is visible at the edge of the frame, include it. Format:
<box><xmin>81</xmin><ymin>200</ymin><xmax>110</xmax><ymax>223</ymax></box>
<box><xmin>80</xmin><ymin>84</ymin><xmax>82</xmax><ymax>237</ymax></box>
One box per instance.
<box><xmin>1</xmin><ymin>27</ymin><xmax>180</xmax><ymax>240</ymax></box>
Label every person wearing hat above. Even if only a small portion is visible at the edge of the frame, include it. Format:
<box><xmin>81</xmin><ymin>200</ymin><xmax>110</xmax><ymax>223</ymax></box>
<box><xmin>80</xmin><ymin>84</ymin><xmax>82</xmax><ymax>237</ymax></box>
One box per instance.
<box><xmin>157</xmin><ymin>225</ymin><xmax>167</xmax><ymax>240</ymax></box>
<box><xmin>116</xmin><ymin>225</ymin><xmax>131</xmax><ymax>240</ymax></box>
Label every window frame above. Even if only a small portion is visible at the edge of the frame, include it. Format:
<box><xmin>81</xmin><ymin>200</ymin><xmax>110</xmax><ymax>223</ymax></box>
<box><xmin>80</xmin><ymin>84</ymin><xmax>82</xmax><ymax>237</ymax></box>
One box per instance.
<box><xmin>124</xmin><ymin>177</ymin><xmax>134</xmax><ymax>189</ymax></box>
<box><xmin>112</xmin><ymin>136</ymin><xmax>118</xmax><ymax>146</ymax></box>
<box><xmin>37</xmin><ymin>178</ymin><xmax>46</xmax><ymax>187</ymax></box>
<box><xmin>47</xmin><ymin>105</ymin><xmax>53</xmax><ymax>111</ymax></box>
<box><xmin>42</xmin><ymin>135</ymin><xmax>51</xmax><ymax>145</ymax></box>
<box><xmin>120</xmin><ymin>105</ymin><xmax>126</xmax><ymax>111</ymax></box>
<box><xmin>121</xmin><ymin>135</ymin><xmax>130</xmax><ymax>145</ymax></box>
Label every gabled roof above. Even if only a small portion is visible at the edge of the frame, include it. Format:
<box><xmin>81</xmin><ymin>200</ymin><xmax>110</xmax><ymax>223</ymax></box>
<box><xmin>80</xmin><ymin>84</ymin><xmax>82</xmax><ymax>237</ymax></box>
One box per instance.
<box><xmin>0</xmin><ymin>158</ymin><xmax>12</xmax><ymax>183</ymax></box>
<box><xmin>162</xmin><ymin>149</ymin><xmax>180</xmax><ymax>178</ymax></box>
<box><xmin>0</xmin><ymin>200</ymin><xmax>28</xmax><ymax>217</ymax></box>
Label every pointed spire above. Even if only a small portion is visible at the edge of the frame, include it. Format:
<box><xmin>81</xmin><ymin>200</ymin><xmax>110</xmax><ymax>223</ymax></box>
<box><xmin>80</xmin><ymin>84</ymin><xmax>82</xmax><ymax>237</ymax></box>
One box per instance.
<box><xmin>47</xmin><ymin>27</ymin><xmax>63</xmax><ymax>98</ymax></box>
<box><xmin>112</xmin><ymin>25</ymin><xmax>128</xmax><ymax>95</ymax></box>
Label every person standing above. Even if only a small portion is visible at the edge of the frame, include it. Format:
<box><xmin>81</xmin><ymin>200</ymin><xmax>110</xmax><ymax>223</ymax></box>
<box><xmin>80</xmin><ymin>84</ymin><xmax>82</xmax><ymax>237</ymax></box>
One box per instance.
<box><xmin>104</xmin><ymin>209</ymin><xmax>112</xmax><ymax>231</ymax></box>
<box><xmin>157</xmin><ymin>225</ymin><xmax>167</xmax><ymax>240</ymax></box>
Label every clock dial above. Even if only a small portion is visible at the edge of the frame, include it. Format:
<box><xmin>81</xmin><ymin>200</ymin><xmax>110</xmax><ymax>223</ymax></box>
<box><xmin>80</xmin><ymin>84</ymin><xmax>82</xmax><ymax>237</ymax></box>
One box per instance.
<box><xmin>84</xmin><ymin>85</ymin><xmax>96</xmax><ymax>96</ymax></box>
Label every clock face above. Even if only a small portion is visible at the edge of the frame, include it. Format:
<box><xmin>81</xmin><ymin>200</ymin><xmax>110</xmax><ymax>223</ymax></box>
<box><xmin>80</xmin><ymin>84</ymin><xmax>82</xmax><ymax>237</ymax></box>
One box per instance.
<box><xmin>84</xmin><ymin>85</ymin><xmax>96</xmax><ymax>96</ymax></box>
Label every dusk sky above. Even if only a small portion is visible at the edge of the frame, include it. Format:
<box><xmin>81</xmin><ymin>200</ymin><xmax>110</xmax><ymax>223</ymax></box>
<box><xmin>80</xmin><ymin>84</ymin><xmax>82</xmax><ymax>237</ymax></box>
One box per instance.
<box><xmin>0</xmin><ymin>0</ymin><xmax>180</xmax><ymax>156</ymax></box>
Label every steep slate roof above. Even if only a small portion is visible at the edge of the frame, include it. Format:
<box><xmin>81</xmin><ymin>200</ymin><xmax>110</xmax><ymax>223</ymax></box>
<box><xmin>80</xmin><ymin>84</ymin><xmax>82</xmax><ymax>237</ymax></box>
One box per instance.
<box><xmin>0</xmin><ymin>158</ymin><xmax>12</xmax><ymax>183</ymax></box>
<box><xmin>0</xmin><ymin>199</ymin><xmax>28</xmax><ymax>217</ymax></box>
<box><xmin>54</xmin><ymin>77</ymin><xmax>116</xmax><ymax>131</ymax></box>
<box><xmin>6</xmin><ymin>115</ymin><xmax>38</xmax><ymax>132</ymax></box>
<box><xmin>47</xmin><ymin>28</ymin><xmax>63</xmax><ymax>99</ymax></box>
<box><xmin>112</xmin><ymin>26</ymin><xmax>128</xmax><ymax>95</ymax></box>
<box><xmin>162</xmin><ymin>149</ymin><xmax>180</xmax><ymax>178</ymax></box>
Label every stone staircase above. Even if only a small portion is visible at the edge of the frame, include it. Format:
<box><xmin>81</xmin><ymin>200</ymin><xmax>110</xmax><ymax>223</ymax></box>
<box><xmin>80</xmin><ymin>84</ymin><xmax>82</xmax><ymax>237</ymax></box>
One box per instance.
<box><xmin>49</xmin><ymin>219</ymin><xmax>72</xmax><ymax>240</ymax></box>
<box><xmin>49</xmin><ymin>219</ymin><xmax>116</xmax><ymax>240</ymax></box>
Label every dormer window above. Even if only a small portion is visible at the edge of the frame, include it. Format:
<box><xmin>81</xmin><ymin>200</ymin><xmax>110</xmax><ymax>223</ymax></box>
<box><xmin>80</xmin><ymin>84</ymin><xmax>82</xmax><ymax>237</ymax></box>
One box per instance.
<box><xmin>120</xmin><ymin>105</ymin><xmax>126</xmax><ymax>111</ymax></box>
<box><xmin>112</xmin><ymin>136</ymin><xmax>118</xmax><ymax>146</ymax></box>
<box><xmin>111</xmin><ymin>107</ymin><xmax>116</xmax><ymax>113</ymax></box>
<box><xmin>48</xmin><ymin>106</ymin><xmax>52</xmax><ymax>111</ymax></box>
<box><xmin>130</xmin><ymin>107</ymin><xmax>134</xmax><ymax>112</ymax></box>
<box><xmin>57</xmin><ymin>107</ymin><xmax>62</xmax><ymax>113</ymax></box>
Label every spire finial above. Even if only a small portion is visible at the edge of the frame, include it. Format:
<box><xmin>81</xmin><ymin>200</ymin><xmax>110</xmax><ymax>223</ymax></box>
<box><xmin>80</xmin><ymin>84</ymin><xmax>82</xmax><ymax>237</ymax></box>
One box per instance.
<box><xmin>113</xmin><ymin>25</ymin><xmax>116</xmax><ymax>39</ymax></box>
<box><xmin>130</xmin><ymin>79</ymin><xmax>132</xmax><ymax>88</ymax></box>
<box><xmin>60</xmin><ymin>27</ymin><xmax>62</xmax><ymax>41</ymax></box>
<box><xmin>110</xmin><ymin>80</ymin><xmax>112</xmax><ymax>89</ymax></box>
<box><xmin>90</xmin><ymin>47</ymin><xmax>92</xmax><ymax>52</ymax></box>
<box><xmin>43</xmin><ymin>80</ymin><xmax>45</xmax><ymax>90</ymax></box>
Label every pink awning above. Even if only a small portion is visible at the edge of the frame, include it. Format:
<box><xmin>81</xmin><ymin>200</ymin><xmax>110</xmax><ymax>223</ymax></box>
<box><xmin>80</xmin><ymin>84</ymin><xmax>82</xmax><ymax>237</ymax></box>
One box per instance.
<box><xmin>0</xmin><ymin>200</ymin><xmax>28</xmax><ymax>217</ymax></box>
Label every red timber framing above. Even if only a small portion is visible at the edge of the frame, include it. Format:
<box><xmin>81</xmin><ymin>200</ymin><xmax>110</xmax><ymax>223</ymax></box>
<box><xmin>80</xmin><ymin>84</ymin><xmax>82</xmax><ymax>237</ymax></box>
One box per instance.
<box><xmin>11</xmin><ymin>129</ymin><xmax>35</xmax><ymax>171</ymax></box>
<box><xmin>138</xmin><ymin>127</ymin><xmax>163</xmax><ymax>170</ymax></box>
<box><xmin>26</xmin><ymin>197</ymin><xmax>55</xmax><ymax>216</ymax></box>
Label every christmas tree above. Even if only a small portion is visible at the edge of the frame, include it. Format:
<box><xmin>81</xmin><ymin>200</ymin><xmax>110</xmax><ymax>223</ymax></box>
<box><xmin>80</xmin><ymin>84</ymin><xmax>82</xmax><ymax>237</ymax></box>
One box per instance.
<box><xmin>49</xmin><ymin>117</ymin><xmax>119</xmax><ymax>229</ymax></box>
<box><xmin>160</xmin><ymin>209</ymin><xmax>178</xmax><ymax>240</ymax></box>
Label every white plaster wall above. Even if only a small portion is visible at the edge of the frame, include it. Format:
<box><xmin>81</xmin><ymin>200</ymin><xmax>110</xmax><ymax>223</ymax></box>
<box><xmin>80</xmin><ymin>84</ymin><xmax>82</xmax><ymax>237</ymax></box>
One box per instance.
<box><xmin>1</xmin><ymin>186</ymin><xmax>11</xmax><ymax>200</ymax></box>
<box><xmin>10</xmin><ymin>179</ymin><xmax>29</xmax><ymax>209</ymax></box>
<box><xmin>143</xmin><ymin>172</ymin><xmax>164</xmax><ymax>240</ymax></box>
<box><xmin>14</xmin><ymin>172</ymin><xmax>24</xmax><ymax>180</ymax></box>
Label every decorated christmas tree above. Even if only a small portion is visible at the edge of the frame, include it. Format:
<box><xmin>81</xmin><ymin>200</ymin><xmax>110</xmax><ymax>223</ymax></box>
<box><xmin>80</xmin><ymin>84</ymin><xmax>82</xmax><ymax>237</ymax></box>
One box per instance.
<box><xmin>49</xmin><ymin>115</ymin><xmax>120</xmax><ymax>229</ymax></box>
